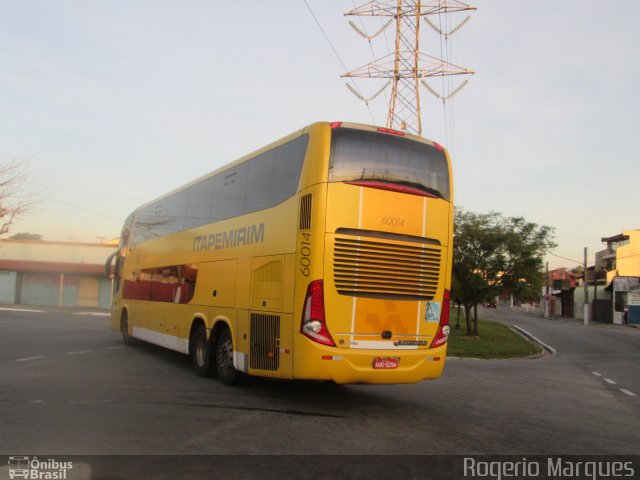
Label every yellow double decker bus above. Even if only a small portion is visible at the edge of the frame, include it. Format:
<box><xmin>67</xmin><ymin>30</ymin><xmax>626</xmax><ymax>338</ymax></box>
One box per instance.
<box><xmin>109</xmin><ymin>121</ymin><xmax>453</xmax><ymax>385</ymax></box>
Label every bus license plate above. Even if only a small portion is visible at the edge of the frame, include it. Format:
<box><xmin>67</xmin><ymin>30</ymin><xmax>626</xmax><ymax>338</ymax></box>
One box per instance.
<box><xmin>373</xmin><ymin>357</ymin><xmax>399</xmax><ymax>369</ymax></box>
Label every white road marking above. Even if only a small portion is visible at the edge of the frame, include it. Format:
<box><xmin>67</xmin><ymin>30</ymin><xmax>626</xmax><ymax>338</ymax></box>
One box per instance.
<box><xmin>108</xmin><ymin>345</ymin><xmax>126</xmax><ymax>350</ymax></box>
<box><xmin>76</xmin><ymin>312</ymin><xmax>110</xmax><ymax>317</ymax></box>
<box><xmin>0</xmin><ymin>307</ymin><xmax>44</xmax><ymax>313</ymax></box>
<box><xmin>15</xmin><ymin>356</ymin><xmax>45</xmax><ymax>362</ymax></box>
<box><xmin>66</xmin><ymin>350</ymin><xmax>91</xmax><ymax>356</ymax></box>
<box><xmin>593</xmin><ymin>372</ymin><xmax>635</xmax><ymax>396</ymax></box>
<box><xmin>30</xmin><ymin>399</ymin><xmax>43</xmax><ymax>403</ymax></box>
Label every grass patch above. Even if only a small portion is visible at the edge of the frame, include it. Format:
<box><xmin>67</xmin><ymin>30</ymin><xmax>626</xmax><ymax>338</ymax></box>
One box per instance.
<box><xmin>447</xmin><ymin>318</ymin><xmax>542</xmax><ymax>359</ymax></box>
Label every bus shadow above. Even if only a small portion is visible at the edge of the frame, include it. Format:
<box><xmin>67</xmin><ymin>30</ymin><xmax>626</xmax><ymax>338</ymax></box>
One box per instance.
<box><xmin>222</xmin><ymin>374</ymin><xmax>430</xmax><ymax>420</ymax></box>
<box><xmin>126</xmin><ymin>339</ymin><xmax>192</xmax><ymax>370</ymax></box>
<box><xmin>126</xmin><ymin>339</ymin><xmax>429</xmax><ymax>417</ymax></box>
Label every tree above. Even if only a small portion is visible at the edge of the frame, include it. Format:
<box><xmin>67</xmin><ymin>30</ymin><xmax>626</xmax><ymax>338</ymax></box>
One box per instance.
<box><xmin>452</xmin><ymin>208</ymin><xmax>556</xmax><ymax>336</ymax></box>
<box><xmin>9</xmin><ymin>232</ymin><xmax>42</xmax><ymax>241</ymax></box>
<box><xmin>0</xmin><ymin>159</ymin><xmax>33</xmax><ymax>235</ymax></box>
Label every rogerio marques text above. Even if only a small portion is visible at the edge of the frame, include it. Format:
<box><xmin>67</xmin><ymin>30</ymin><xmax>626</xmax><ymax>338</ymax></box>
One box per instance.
<box><xmin>463</xmin><ymin>457</ymin><xmax>637</xmax><ymax>480</ymax></box>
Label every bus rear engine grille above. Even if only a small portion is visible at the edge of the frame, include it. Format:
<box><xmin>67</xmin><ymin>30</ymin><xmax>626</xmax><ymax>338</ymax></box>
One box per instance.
<box><xmin>250</xmin><ymin>313</ymin><xmax>280</xmax><ymax>372</ymax></box>
<box><xmin>333</xmin><ymin>237</ymin><xmax>441</xmax><ymax>300</ymax></box>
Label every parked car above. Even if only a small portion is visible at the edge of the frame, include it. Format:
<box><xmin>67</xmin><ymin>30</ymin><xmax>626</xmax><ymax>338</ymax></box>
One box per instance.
<box><xmin>485</xmin><ymin>302</ymin><xmax>497</xmax><ymax>308</ymax></box>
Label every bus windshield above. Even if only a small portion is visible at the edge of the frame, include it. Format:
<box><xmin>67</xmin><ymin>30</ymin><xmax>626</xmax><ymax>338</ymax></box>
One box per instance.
<box><xmin>328</xmin><ymin>128</ymin><xmax>450</xmax><ymax>201</ymax></box>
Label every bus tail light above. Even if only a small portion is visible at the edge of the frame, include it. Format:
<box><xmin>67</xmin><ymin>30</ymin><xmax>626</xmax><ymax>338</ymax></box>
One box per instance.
<box><xmin>301</xmin><ymin>280</ymin><xmax>335</xmax><ymax>347</ymax></box>
<box><xmin>377</xmin><ymin>127</ymin><xmax>405</xmax><ymax>136</ymax></box>
<box><xmin>345</xmin><ymin>180</ymin><xmax>438</xmax><ymax>198</ymax></box>
<box><xmin>432</xmin><ymin>289</ymin><xmax>451</xmax><ymax>348</ymax></box>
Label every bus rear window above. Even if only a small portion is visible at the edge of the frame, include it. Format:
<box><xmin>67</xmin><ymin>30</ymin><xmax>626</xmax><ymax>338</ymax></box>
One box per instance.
<box><xmin>329</xmin><ymin>128</ymin><xmax>450</xmax><ymax>201</ymax></box>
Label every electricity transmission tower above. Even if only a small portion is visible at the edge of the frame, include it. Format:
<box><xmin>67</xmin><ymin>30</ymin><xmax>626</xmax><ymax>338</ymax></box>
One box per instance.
<box><xmin>343</xmin><ymin>0</ymin><xmax>476</xmax><ymax>136</ymax></box>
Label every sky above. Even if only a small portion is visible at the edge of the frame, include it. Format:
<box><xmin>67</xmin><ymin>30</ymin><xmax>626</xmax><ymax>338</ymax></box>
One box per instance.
<box><xmin>1</xmin><ymin>1</ymin><xmax>638</xmax><ymax>269</ymax></box>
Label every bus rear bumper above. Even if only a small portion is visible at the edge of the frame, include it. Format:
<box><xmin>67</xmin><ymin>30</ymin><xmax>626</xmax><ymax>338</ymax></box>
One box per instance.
<box><xmin>292</xmin><ymin>338</ymin><xmax>448</xmax><ymax>384</ymax></box>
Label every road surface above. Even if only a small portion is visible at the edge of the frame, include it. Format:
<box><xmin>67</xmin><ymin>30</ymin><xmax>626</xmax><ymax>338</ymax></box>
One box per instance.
<box><xmin>1</xmin><ymin>306</ymin><xmax>638</xmax><ymax>459</ymax></box>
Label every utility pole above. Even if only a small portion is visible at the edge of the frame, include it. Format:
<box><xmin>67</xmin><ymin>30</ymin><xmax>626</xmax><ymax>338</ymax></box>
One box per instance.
<box><xmin>545</xmin><ymin>261</ymin><xmax>550</xmax><ymax>318</ymax></box>
<box><xmin>593</xmin><ymin>265</ymin><xmax>599</xmax><ymax>321</ymax></box>
<box><xmin>343</xmin><ymin>0</ymin><xmax>475</xmax><ymax>136</ymax></box>
<box><xmin>584</xmin><ymin>247</ymin><xmax>589</xmax><ymax>325</ymax></box>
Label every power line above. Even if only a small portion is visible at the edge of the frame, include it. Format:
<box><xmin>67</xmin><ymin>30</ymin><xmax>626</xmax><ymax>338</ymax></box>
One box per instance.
<box><xmin>614</xmin><ymin>252</ymin><xmax>640</xmax><ymax>260</ymax></box>
<box><xmin>42</xmin><ymin>196</ymin><xmax>123</xmax><ymax>223</ymax></box>
<box><xmin>303</xmin><ymin>0</ymin><xmax>349</xmax><ymax>72</ymax></box>
<box><xmin>437</xmin><ymin>8</ymin><xmax>449</xmax><ymax>147</ymax></box>
<box><xmin>549</xmin><ymin>252</ymin><xmax>584</xmax><ymax>266</ymax></box>
<box><xmin>350</xmin><ymin>0</ymin><xmax>391</xmax><ymax>107</ymax></box>
<box><xmin>303</xmin><ymin>0</ymin><xmax>376</xmax><ymax>125</ymax></box>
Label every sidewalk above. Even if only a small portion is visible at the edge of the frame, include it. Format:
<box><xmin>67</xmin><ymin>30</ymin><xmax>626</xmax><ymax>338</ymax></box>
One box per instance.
<box><xmin>507</xmin><ymin>305</ymin><xmax>639</xmax><ymax>332</ymax></box>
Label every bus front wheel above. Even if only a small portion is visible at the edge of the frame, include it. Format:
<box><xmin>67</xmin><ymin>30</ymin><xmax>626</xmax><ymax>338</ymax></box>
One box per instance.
<box><xmin>216</xmin><ymin>328</ymin><xmax>245</xmax><ymax>386</ymax></box>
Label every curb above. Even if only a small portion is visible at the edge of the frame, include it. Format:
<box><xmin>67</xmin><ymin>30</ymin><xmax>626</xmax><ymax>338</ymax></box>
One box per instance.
<box><xmin>511</xmin><ymin>325</ymin><xmax>557</xmax><ymax>356</ymax></box>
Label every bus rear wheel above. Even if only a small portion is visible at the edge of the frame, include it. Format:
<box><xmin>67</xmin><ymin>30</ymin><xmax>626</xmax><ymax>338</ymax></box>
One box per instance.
<box><xmin>121</xmin><ymin>311</ymin><xmax>136</xmax><ymax>346</ymax></box>
<box><xmin>191</xmin><ymin>323</ymin><xmax>215</xmax><ymax>377</ymax></box>
<box><xmin>216</xmin><ymin>328</ymin><xmax>245</xmax><ymax>386</ymax></box>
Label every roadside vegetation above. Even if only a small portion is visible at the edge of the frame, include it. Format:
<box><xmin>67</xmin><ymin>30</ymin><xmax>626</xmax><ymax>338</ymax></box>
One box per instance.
<box><xmin>452</xmin><ymin>208</ymin><xmax>556</xmax><ymax>337</ymax></box>
<box><xmin>447</xmin><ymin>318</ymin><xmax>543</xmax><ymax>359</ymax></box>
<box><xmin>0</xmin><ymin>158</ymin><xmax>34</xmax><ymax>235</ymax></box>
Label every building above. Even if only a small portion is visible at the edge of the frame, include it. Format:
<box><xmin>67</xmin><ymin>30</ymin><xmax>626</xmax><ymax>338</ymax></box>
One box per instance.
<box><xmin>600</xmin><ymin>230</ymin><xmax>640</xmax><ymax>325</ymax></box>
<box><xmin>0</xmin><ymin>239</ymin><xmax>117</xmax><ymax>309</ymax></box>
<box><xmin>601</xmin><ymin>230</ymin><xmax>640</xmax><ymax>281</ymax></box>
<box><xmin>596</xmin><ymin>230</ymin><xmax>640</xmax><ymax>283</ymax></box>
<box><xmin>544</xmin><ymin>268</ymin><xmax>580</xmax><ymax>318</ymax></box>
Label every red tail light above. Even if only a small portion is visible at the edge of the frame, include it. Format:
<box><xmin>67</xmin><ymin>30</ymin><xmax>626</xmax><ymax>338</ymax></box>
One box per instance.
<box><xmin>377</xmin><ymin>127</ymin><xmax>405</xmax><ymax>136</ymax></box>
<box><xmin>345</xmin><ymin>180</ymin><xmax>439</xmax><ymax>198</ymax></box>
<box><xmin>432</xmin><ymin>289</ymin><xmax>451</xmax><ymax>348</ymax></box>
<box><xmin>300</xmin><ymin>280</ymin><xmax>335</xmax><ymax>346</ymax></box>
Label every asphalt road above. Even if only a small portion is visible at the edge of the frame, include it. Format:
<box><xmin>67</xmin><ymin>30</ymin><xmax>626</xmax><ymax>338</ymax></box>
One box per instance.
<box><xmin>481</xmin><ymin>305</ymin><xmax>640</xmax><ymax>398</ymax></box>
<box><xmin>1</xmin><ymin>306</ymin><xmax>639</xmax><ymax>458</ymax></box>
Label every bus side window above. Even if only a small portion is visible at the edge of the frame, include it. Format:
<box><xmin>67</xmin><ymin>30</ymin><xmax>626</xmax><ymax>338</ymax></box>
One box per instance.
<box><xmin>213</xmin><ymin>164</ymin><xmax>248</xmax><ymax>221</ymax></box>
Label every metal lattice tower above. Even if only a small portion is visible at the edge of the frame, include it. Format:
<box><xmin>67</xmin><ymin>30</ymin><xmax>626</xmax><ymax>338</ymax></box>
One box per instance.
<box><xmin>343</xmin><ymin>1</ymin><xmax>476</xmax><ymax>136</ymax></box>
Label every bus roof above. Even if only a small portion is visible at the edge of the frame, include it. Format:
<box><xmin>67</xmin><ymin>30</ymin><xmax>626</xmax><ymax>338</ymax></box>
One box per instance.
<box><xmin>128</xmin><ymin>121</ymin><xmax>446</xmax><ymax>217</ymax></box>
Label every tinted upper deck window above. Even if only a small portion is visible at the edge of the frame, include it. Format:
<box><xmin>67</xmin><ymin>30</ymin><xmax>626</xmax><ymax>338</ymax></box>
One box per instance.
<box><xmin>329</xmin><ymin>128</ymin><xmax>450</xmax><ymax>201</ymax></box>
<box><xmin>130</xmin><ymin>134</ymin><xmax>308</xmax><ymax>246</ymax></box>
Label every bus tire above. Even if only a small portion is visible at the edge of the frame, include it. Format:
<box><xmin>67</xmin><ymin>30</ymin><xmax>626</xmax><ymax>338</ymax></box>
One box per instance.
<box><xmin>191</xmin><ymin>323</ymin><xmax>215</xmax><ymax>377</ymax></box>
<box><xmin>121</xmin><ymin>311</ymin><xmax>136</xmax><ymax>346</ymax></box>
<box><xmin>216</xmin><ymin>327</ymin><xmax>245</xmax><ymax>386</ymax></box>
